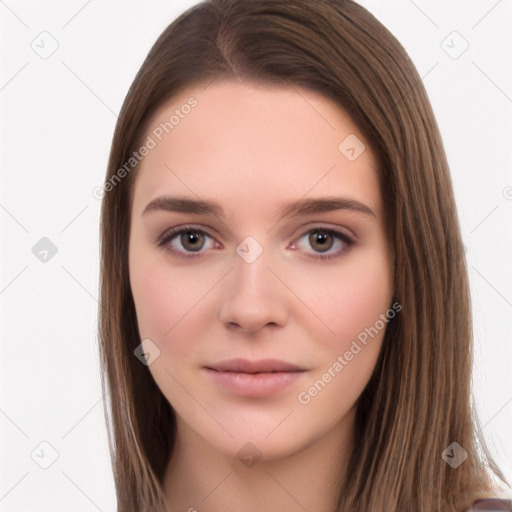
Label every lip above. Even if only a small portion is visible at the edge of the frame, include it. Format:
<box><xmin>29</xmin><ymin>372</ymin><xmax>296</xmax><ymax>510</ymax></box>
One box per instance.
<box><xmin>204</xmin><ymin>358</ymin><xmax>307</xmax><ymax>398</ymax></box>
<box><xmin>206</xmin><ymin>358</ymin><xmax>305</xmax><ymax>373</ymax></box>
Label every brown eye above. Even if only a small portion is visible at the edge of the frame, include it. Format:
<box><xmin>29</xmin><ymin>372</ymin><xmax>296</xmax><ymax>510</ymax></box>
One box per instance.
<box><xmin>293</xmin><ymin>227</ymin><xmax>354</xmax><ymax>260</ymax></box>
<box><xmin>308</xmin><ymin>230</ymin><xmax>334</xmax><ymax>252</ymax></box>
<box><xmin>157</xmin><ymin>226</ymin><xmax>216</xmax><ymax>257</ymax></box>
<box><xmin>179</xmin><ymin>231</ymin><xmax>206</xmax><ymax>252</ymax></box>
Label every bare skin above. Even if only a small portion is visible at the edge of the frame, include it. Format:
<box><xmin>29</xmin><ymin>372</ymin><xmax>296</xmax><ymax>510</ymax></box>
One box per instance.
<box><xmin>128</xmin><ymin>79</ymin><xmax>395</xmax><ymax>511</ymax></box>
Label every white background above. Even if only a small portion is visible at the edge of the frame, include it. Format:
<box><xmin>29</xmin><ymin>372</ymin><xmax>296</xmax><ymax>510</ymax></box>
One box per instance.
<box><xmin>1</xmin><ymin>1</ymin><xmax>511</xmax><ymax>510</ymax></box>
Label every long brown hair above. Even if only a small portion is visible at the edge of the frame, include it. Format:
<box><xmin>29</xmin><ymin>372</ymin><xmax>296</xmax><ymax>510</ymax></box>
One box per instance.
<box><xmin>98</xmin><ymin>0</ymin><xmax>509</xmax><ymax>510</ymax></box>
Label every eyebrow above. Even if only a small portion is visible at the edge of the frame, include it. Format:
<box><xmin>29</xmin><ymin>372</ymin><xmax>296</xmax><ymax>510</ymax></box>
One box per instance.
<box><xmin>141</xmin><ymin>195</ymin><xmax>377</xmax><ymax>219</ymax></box>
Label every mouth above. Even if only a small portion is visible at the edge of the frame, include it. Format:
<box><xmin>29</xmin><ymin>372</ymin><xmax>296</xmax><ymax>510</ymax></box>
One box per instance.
<box><xmin>205</xmin><ymin>358</ymin><xmax>306</xmax><ymax>374</ymax></box>
<box><xmin>203</xmin><ymin>358</ymin><xmax>307</xmax><ymax>397</ymax></box>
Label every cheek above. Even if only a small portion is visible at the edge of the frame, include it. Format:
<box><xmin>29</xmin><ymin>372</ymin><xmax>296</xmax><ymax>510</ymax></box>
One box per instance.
<box><xmin>130</xmin><ymin>262</ymin><xmax>181</xmax><ymax>340</ymax></box>
<box><xmin>129</xmin><ymin>254</ymin><xmax>223</xmax><ymax>361</ymax></box>
<box><xmin>292</xmin><ymin>251</ymin><xmax>393</xmax><ymax>354</ymax></box>
<box><xmin>128</xmin><ymin>244</ymin><xmax>187</xmax><ymax>342</ymax></box>
<box><xmin>293</xmin><ymin>262</ymin><xmax>393</xmax><ymax>419</ymax></box>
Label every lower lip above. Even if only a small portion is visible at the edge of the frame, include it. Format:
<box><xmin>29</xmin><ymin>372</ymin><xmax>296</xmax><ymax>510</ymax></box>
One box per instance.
<box><xmin>204</xmin><ymin>368</ymin><xmax>304</xmax><ymax>397</ymax></box>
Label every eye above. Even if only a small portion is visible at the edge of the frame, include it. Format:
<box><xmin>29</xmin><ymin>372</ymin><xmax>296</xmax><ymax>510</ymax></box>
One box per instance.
<box><xmin>157</xmin><ymin>226</ymin><xmax>217</xmax><ymax>257</ymax></box>
<box><xmin>156</xmin><ymin>225</ymin><xmax>355</xmax><ymax>260</ymax></box>
<box><xmin>291</xmin><ymin>227</ymin><xmax>354</xmax><ymax>260</ymax></box>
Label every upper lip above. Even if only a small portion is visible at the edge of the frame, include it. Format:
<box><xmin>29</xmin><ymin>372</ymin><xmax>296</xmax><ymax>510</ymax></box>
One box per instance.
<box><xmin>205</xmin><ymin>358</ymin><xmax>306</xmax><ymax>374</ymax></box>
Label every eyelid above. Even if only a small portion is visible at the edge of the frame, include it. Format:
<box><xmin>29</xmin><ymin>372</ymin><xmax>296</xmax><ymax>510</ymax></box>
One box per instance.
<box><xmin>293</xmin><ymin>222</ymin><xmax>356</xmax><ymax>243</ymax></box>
<box><xmin>155</xmin><ymin>224</ymin><xmax>218</xmax><ymax>246</ymax></box>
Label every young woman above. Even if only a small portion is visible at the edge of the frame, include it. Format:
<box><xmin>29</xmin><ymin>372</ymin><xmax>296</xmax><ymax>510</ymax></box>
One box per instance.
<box><xmin>98</xmin><ymin>0</ymin><xmax>511</xmax><ymax>510</ymax></box>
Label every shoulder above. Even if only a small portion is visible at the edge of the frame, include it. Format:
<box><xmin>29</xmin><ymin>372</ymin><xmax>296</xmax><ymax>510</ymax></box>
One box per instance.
<box><xmin>463</xmin><ymin>497</ymin><xmax>512</xmax><ymax>511</ymax></box>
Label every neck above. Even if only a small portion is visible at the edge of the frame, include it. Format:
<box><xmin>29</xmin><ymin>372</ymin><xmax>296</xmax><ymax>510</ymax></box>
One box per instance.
<box><xmin>163</xmin><ymin>408</ymin><xmax>355</xmax><ymax>512</ymax></box>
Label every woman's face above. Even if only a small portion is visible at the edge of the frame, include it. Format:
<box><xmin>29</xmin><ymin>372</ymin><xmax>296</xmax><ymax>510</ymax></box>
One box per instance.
<box><xmin>128</xmin><ymin>80</ymin><xmax>394</xmax><ymax>462</ymax></box>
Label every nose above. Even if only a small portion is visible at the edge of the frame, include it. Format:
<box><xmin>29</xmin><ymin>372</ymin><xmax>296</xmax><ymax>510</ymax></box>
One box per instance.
<box><xmin>217</xmin><ymin>248</ymin><xmax>289</xmax><ymax>334</ymax></box>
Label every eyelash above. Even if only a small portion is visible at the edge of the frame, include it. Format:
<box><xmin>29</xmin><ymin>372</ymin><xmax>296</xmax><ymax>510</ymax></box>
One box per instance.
<box><xmin>156</xmin><ymin>225</ymin><xmax>355</xmax><ymax>260</ymax></box>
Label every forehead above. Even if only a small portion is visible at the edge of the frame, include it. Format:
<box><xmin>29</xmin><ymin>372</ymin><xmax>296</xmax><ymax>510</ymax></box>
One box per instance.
<box><xmin>131</xmin><ymin>80</ymin><xmax>381</xmax><ymax>219</ymax></box>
